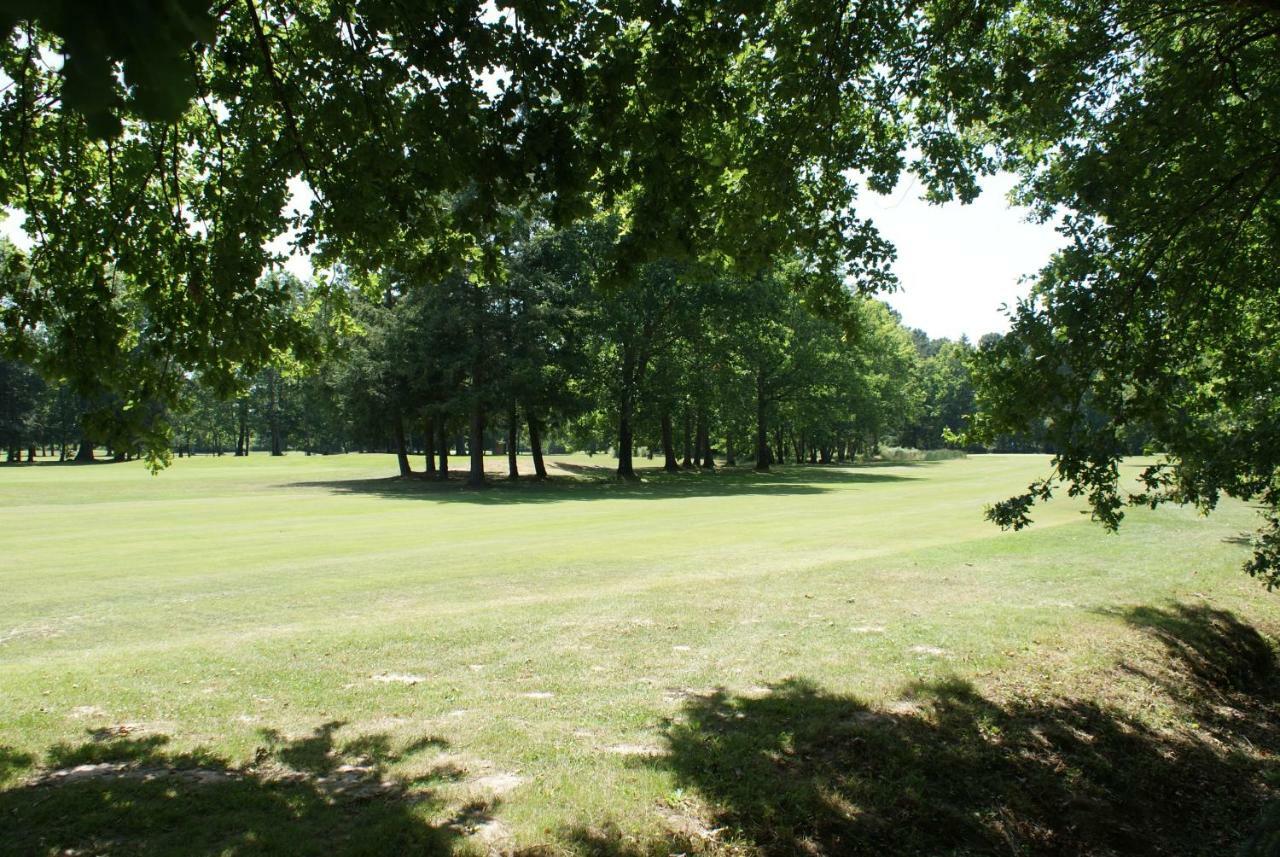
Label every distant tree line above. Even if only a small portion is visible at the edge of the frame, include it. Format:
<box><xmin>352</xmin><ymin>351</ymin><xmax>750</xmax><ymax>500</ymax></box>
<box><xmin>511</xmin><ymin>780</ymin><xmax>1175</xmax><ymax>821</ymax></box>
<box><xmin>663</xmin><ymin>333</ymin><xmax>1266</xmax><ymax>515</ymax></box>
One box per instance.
<box><xmin>2</xmin><ymin>221</ymin><xmax>1061</xmax><ymax>476</ymax></box>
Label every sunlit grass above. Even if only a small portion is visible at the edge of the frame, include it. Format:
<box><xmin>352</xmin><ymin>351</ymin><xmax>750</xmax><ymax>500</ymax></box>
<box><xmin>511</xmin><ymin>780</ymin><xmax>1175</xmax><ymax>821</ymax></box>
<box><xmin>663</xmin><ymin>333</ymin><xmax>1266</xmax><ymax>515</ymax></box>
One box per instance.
<box><xmin>1</xmin><ymin>453</ymin><xmax>1275</xmax><ymax>854</ymax></box>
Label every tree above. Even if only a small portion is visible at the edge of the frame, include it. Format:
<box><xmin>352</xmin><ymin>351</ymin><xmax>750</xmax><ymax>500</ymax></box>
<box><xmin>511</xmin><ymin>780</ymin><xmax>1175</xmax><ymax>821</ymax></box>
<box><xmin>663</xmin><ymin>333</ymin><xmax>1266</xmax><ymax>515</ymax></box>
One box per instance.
<box><xmin>0</xmin><ymin>354</ymin><xmax>41</xmax><ymax>461</ymax></box>
<box><xmin>1</xmin><ymin>2</ymin><xmax>978</xmax><ymax>461</ymax></box>
<box><xmin>920</xmin><ymin>1</ymin><xmax>1280</xmax><ymax>585</ymax></box>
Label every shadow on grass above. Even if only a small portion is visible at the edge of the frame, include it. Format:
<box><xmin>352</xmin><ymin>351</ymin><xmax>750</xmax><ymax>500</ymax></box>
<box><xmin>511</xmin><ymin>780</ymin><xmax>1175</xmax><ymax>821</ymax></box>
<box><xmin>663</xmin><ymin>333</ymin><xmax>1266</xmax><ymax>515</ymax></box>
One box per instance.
<box><xmin>279</xmin><ymin>463</ymin><xmax>920</xmax><ymax>505</ymax></box>
<box><xmin>0</xmin><ymin>723</ymin><xmax>479</xmax><ymax>856</ymax></box>
<box><xmin>538</xmin><ymin>603</ymin><xmax>1279</xmax><ymax>856</ymax></box>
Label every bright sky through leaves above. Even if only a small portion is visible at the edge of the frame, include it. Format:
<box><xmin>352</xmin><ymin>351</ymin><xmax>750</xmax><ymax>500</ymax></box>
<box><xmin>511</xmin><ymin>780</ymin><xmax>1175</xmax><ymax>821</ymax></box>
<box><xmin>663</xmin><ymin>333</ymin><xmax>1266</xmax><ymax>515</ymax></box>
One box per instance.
<box><xmin>870</xmin><ymin>173</ymin><xmax>1064</xmax><ymax>342</ymax></box>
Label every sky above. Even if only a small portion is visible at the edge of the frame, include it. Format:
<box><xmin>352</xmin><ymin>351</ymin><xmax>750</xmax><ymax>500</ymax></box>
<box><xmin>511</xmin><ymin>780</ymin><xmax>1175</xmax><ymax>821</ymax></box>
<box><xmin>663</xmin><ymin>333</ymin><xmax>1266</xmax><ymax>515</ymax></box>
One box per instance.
<box><xmin>2</xmin><ymin>173</ymin><xmax>1063</xmax><ymax>344</ymax></box>
<box><xmin>866</xmin><ymin>172</ymin><xmax>1063</xmax><ymax>342</ymax></box>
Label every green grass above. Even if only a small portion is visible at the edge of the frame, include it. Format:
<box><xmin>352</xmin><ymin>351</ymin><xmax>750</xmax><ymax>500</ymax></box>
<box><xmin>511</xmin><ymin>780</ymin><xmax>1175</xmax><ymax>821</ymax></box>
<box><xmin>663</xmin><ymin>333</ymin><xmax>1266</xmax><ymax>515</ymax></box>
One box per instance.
<box><xmin>0</xmin><ymin>453</ymin><xmax>1277</xmax><ymax>855</ymax></box>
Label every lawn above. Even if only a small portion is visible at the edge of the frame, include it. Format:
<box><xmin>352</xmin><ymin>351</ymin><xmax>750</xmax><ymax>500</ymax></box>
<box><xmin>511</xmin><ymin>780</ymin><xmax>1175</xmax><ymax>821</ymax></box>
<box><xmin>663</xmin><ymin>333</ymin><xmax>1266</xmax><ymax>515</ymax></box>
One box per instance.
<box><xmin>0</xmin><ymin>453</ymin><xmax>1277</xmax><ymax>856</ymax></box>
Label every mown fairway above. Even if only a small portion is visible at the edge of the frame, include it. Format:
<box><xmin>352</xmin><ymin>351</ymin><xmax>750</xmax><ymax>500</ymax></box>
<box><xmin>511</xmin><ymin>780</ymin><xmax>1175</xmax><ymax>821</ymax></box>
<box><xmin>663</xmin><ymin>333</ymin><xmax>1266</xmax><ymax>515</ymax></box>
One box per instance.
<box><xmin>1</xmin><ymin>454</ymin><xmax>1277</xmax><ymax>856</ymax></box>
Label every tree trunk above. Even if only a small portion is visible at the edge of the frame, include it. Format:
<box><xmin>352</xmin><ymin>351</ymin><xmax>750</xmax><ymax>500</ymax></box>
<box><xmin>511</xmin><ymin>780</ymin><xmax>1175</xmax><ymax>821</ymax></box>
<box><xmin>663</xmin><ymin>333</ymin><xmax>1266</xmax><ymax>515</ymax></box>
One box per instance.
<box><xmin>820</xmin><ymin>445</ymin><xmax>832</xmax><ymax>464</ymax></box>
<box><xmin>681</xmin><ymin>408</ymin><xmax>694</xmax><ymax>469</ymax></box>
<box><xmin>725</xmin><ymin>437</ymin><xmax>736</xmax><ymax>467</ymax></box>
<box><xmin>437</xmin><ymin>418</ymin><xmax>449</xmax><ymax>479</ymax></box>
<box><xmin>27</xmin><ymin>445</ymin><xmax>36</xmax><ymax>462</ymax></box>
<box><xmin>617</xmin><ymin>353</ymin><xmax>638</xmax><ymax>480</ymax></box>
<box><xmin>697</xmin><ymin>411</ymin><xmax>713</xmax><ymax>469</ymax></box>
<box><xmin>269</xmin><ymin>372</ymin><xmax>283</xmax><ymax>456</ymax></box>
<box><xmin>467</xmin><ymin>400</ymin><xmax>486</xmax><ymax>488</ymax></box>
<box><xmin>75</xmin><ymin>438</ymin><xmax>95</xmax><ymax>462</ymax></box>
<box><xmin>506</xmin><ymin>405</ymin><xmax>519</xmax><ymax>480</ymax></box>
<box><xmin>660</xmin><ymin>410</ymin><xmax>679</xmax><ymax>473</ymax></box>
<box><xmin>755</xmin><ymin>376</ymin><xmax>771</xmax><ymax>472</ymax></box>
<box><xmin>527</xmin><ymin>409</ymin><xmax>548</xmax><ymax>480</ymax></box>
<box><xmin>236</xmin><ymin>399</ymin><xmax>248</xmax><ymax>456</ymax></box>
<box><xmin>393</xmin><ymin>417</ymin><xmax>413</xmax><ymax>478</ymax></box>
<box><xmin>424</xmin><ymin>415</ymin><xmax>436</xmax><ymax>477</ymax></box>
<box><xmin>617</xmin><ymin>393</ymin><xmax>637</xmax><ymax>480</ymax></box>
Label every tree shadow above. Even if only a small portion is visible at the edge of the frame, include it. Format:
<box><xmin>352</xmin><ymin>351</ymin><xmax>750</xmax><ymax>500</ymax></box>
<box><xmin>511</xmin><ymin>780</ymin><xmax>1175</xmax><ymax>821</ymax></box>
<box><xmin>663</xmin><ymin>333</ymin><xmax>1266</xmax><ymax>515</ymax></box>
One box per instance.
<box><xmin>279</xmin><ymin>463</ymin><xmax>918</xmax><ymax>505</ymax></box>
<box><xmin>0</xmin><ymin>745</ymin><xmax>35</xmax><ymax>782</ymax></box>
<box><xmin>1114</xmin><ymin>603</ymin><xmax>1276</xmax><ymax>699</ymax></box>
<box><xmin>551</xmin><ymin>602</ymin><xmax>1278</xmax><ymax>856</ymax></box>
<box><xmin>0</xmin><ymin>723</ymin><xmax>481</xmax><ymax>856</ymax></box>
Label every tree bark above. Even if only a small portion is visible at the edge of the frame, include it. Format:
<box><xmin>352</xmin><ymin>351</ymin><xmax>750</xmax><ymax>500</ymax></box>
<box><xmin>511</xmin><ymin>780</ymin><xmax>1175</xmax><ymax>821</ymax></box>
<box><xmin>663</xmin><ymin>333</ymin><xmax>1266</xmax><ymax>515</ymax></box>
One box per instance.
<box><xmin>269</xmin><ymin>371</ymin><xmax>283</xmax><ymax>456</ymax></box>
<box><xmin>660</xmin><ymin>409</ymin><xmax>679</xmax><ymax>472</ymax></box>
<box><xmin>527</xmin><ymin>409</ymin><xmax>548</xmax><ymax>480</ymax></box>
<box><xmin>437</xmin><ymin>419</ymin><xmax>449</xmax><ymax>479</ymax></box>
<box><xmin>506</xmin><ymin>404</ymin><xmax>519</xmax><ymax>480</ymax></box>
<box><xmin>755</xmin><ymin>375</ymin><xmax>771</xmax><ymax>472</ymax></box>
<box><xmin>75</xmin><ymin>438</ymin><xmax>95</xmax><ymax>462</ymax></box>
<box><xmin>467</xmin><ymin>400</ymin><xmax>486</xmax><ymax>488</ymax></box>
<box><xmin>423</xmin><ymin>415</ymin><xmax>436</xmax><ymax>476</ymax></box>
<box><xmin>697</xmin><ymin>410</ymin><xmax>713</xmax><ymax>469</ymax></box>
<box><xmin>393</xmin><ymin>417</ymin><xmax>413</xmax><ymax>477</ymax></box>
<box><xmin>617</xmin><ymin>353</ymin><xmax>638</xmax><ymax>480</ymax></box>
<box><xmin>617</xmin><ymin>393</ymin><xmax>637</xmax><ymax>480</ymax></box>
<box><xmin>681</xmin><ymin>408</ymin><xmax>694</xmax><ymax>469</ymax></box>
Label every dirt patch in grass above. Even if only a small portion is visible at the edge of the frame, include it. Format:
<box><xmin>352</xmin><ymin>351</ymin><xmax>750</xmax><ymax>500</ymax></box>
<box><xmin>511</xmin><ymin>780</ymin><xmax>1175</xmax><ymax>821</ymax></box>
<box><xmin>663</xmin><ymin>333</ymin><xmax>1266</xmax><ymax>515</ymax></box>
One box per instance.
<box><xmin>370</xmin><ymin>672</ymin><xmax>426</xmax><ymax>685</ymax></box>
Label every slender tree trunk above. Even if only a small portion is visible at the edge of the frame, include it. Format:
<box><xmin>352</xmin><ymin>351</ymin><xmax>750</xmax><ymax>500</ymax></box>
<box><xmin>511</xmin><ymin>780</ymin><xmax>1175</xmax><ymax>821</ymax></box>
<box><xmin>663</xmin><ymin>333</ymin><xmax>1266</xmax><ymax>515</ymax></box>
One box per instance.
<box><xmin>527</xmin><ymin>409</ymin><xmax>548</xmax><ymax>480</ymax></box>
<box><xmin>808</xmin><ymin>437</ymin><xmax>818</xmax><ymax>464</ymax></box>
<box><xmin>697</xmin><ymin>410</ymin><xmax>713</xmax><ymax>469</ymax></box>
<box><xmin>467</xmin><ymin>400</ymin><xmax>486</xmax><ymax>488</ymax></box>
<box><xmin>820</xmin><ymin>445</ymin><xmax>832</xmax><ymax>464</ymax></box>
<box><xmin>617</xmin><ymin>393</ymin><xmax>636</xmax><ymax>480</ymax></box>
<box><xmin>236</xmin><ymin>399</ymin><xmax>248</xmax><ymax>456</ymax></box>
<box><xmin>424</xmin><ymin>415</ymin><xmax>436</xmax><ymax>477</ymax></box>
<box><xmin>794</xmin><ymin>435</ymin><xmax>802</xmax><ymax>465</ymax></box>
<box><xmin>436</xmin><ymin>419</ymin><xmax>449</xmax><ymax>479</ymax></box>
<box><xmin>725</xmin><ymin>437</ymin><xmax>736</xmax><ymax>467</ymax></box>
<box><xmin>394</xmin><ymin>417</ymin><xmax>413</xmax><ymax>478</ymax></box>
<box><xmin>27</xmin><ymin>445</ymin><xmax>35</xmax><ymax>462</ymax></box>
<box><xmin>506</xmin><ymin>404</ymin><xmax>519</xmax><ymax>480</ymax></box>
<box><xmin>681</xmin><ymin>407</ymin><xmax>694</xmax><ymax>469</ymax></box>
<box><xmin>269</xmin><ymin>372</ymin><xmax>283</xmax><ymax>456</ymax></box>
<box><xmin>660</xmin><ymin>410</ymin><xmax>679</xmax><ymax>473</ymax></box>
<box><xmin>755</xmin><ymin>375</ymin><xmax>771</xmax><ymax>472</ymax></box>
<box><xmin>617</xmin><ymin>353</ymin><xmax>637</xmax><ymax>480</ymax></box>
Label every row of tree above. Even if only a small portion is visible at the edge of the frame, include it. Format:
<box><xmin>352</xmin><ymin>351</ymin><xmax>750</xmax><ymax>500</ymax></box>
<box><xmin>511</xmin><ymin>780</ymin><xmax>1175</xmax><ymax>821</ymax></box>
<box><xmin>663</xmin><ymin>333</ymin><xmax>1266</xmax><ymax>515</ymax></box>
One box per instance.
<box><xmin>2</xmin><ymin>221</ymin><xmax>998</xmax><ymax>476</ymax></box>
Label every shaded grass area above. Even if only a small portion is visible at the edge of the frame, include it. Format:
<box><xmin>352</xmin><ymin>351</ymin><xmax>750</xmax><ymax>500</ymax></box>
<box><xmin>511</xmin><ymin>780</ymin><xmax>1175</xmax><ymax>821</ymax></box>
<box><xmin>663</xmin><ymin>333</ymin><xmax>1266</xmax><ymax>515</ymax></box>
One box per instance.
<box><xmin>2</xmin><ymin>605</ymin><xmax>1275</xmax><ymax>856</ymax></box>
<box><xmin>0</xmin><ymin>728</ymin><xmax>468</xmax><ymax>856</ymax></box>
<box><xmin>281</xmin><ymin>461</ymin><xmax>919</xmax><ymax>505</ymax></box>
<box><xmin>638</xmin><ymin>605</ymin><xmax>1278</xmax><ymax>857</ymax></box>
